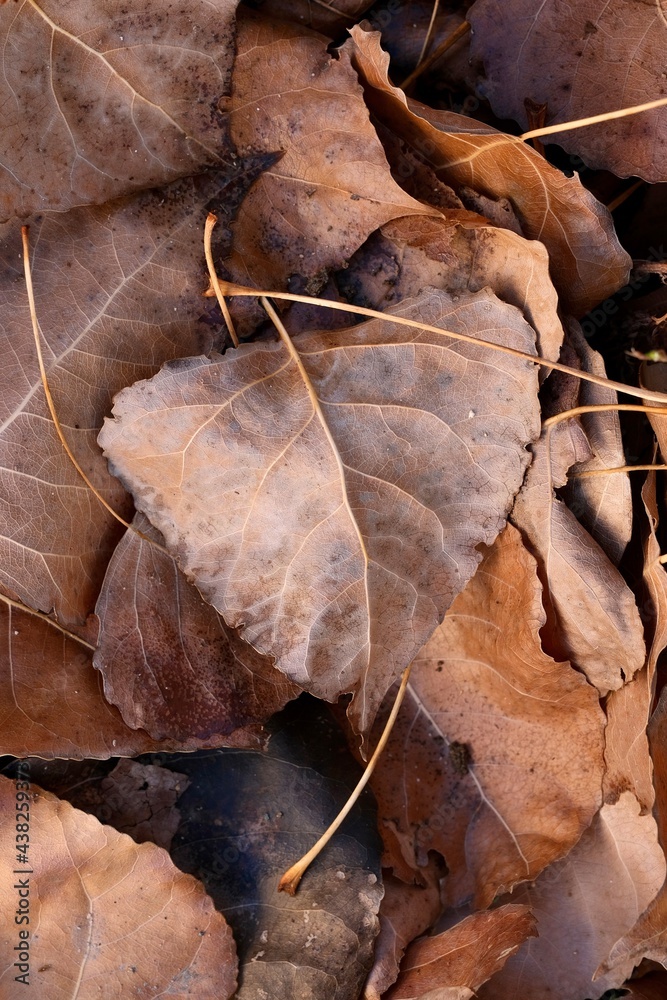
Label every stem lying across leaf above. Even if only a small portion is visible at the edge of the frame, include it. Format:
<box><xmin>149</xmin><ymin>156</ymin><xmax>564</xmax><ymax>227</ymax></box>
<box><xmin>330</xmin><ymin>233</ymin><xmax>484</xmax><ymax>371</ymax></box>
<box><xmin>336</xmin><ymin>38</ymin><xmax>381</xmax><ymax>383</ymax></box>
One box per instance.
<box><xmin>21</xmin><ymin>226</ymin><xmax>133</xmax><ymax>532</ymax></box>
<box><xmin>204</xmin><ymin>213</ymin><xmax>238</xmax><ymax>347</ymax></box>
<box><xmin>0</xmin><ymin>590</ymin><xmax>96</xmax><ymax>650</ymax></box>
<box><xmin>22</xmin><ymin>226</ymin><xmax>169</xmax><ymax>555</ymax></box>
<box><xmin>520</xmin><ymin>95</ymin><xmax>667</xmax><ymax>142</ymax></box>
<box><xmin>210</xmin><ymin>278</ymin><xmax>667</xmax><ymax>407</ymax></box>
<box><xmin>278</xmin><ymin>663</ymin><xmax>413</xmax><ymax>895</ymax></box>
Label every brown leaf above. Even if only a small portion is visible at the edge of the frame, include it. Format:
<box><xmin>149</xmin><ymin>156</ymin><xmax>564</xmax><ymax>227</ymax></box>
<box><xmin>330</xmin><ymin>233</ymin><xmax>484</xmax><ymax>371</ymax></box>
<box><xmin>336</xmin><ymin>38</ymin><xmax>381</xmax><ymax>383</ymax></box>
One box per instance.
<box><xmin>342</xmin><ymin>214</ymin><xmax>565</xmax><ymax>366</ymax></box>
<box><xmin>0</xmin><ymin>168</ymin><xmax>255</xmax><ymax>625</ymax></box>
<box><xmin>560</xmin><ymin>321</ymin><xmax>633</xmax><ymax>565</ymax></box>
<box><xmin>0</xmin><ymin>594</ymin><xmax>264</xmax><ymax>759</ymax></box>
<box><xmin>365</xmin><ymin>523</ymin><xmax>605</xmax><ymax>906</ymax></box>
<box><xmin>345</xmin><ymin>26</ymin><xmax>630</xmax><ymax>316</ymax></box>
<box><xmin>94</xmin><ymin>513</ymin><xmax>299</xmax><ymax>741</ymax></box>
<box><xmin>602</xmin><ymin>471</ymin><xmax>666</xmax><ymax>812</ymax></box>
<box><xmin>246</xmin><ymin>0</ymin><xmax>373</xmax><ymax>35</ymax></box>
<box><xmin>99</xmin><ymin>288</ymin><xmax>541</xmax><ymax>736</ymax></box>
<box><xmin>477</xmin><ymin>793</ymin><xmax>666</xmax><ymax>1000</ymax></box>
<box><xmin>363</xmin><ymin>863</ymin><xmax>443</xmax><ymax>1000</ymax></box>
<box><xmin>0</xmin><ymin>776</ymin><xmax>237</xmax><ymax>998</ymax></box>
<box><xmin>597</xmin><ymin>689</ymin><xmax>667</xmax><ymax>977</ymax></box>
<box><xmin>510</xmin><ymin>419</ymin><xmax>645</xmax><ymax>693</ymax></box>
<box><xmin>386</xmin><ymin>905</ymin><xmax>537</xmax><ymax>999</ymax></box>
<box><xmin>0</xmin><ymin>0</ymin><xmax>238</xmax><ymax>219</ymax></box>
<box><xmin>226</xmin><ymin>10</ymin><xmax>431</xmax><ymax>332</ymax></box>
<box><xmin>58</xmin><ymin>758</ymin><xmax>190</xmax><ymax>851</ymax></box>
<box><xmin>468</xmin><ymin>0</ymin><xmax>667</xmax><ymax>181</ymax></box>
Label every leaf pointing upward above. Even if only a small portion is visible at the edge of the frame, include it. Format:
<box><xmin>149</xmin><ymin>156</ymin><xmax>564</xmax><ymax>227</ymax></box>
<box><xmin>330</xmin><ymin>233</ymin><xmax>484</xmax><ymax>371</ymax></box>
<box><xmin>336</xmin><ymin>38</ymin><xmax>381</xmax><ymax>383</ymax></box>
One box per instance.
<box><xmin>100</xmin><ymin>287</ymin><xmax>541</xmax><ymax>735</ymax></box>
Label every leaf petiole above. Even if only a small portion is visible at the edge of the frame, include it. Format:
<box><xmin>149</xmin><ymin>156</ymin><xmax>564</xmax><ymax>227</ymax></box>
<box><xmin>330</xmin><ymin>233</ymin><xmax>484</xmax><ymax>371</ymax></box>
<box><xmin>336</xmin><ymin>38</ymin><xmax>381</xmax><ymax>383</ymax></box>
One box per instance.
<box><xmin>278</xmin><ymin>663</ymin><xmax>412</xmax><ymax>895</ymax></box>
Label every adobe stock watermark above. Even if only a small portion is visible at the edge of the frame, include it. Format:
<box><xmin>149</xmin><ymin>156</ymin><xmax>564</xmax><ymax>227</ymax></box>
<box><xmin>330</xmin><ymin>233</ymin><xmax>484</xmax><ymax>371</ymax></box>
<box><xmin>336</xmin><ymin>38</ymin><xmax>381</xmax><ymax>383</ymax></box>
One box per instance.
<box><xmin>10</xmin><ymin>760</ymin><xmax>32</xmax><ymax>987</ymax></box>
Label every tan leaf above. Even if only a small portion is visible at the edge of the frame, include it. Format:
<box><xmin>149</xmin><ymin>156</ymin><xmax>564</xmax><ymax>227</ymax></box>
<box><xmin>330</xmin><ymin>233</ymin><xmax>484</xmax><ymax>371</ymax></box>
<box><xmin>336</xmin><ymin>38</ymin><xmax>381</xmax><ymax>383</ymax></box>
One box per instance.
<box><xmin>0</xmin><ymin>776</ymin><xmax>237</xmax><ymax>998</ymax></box>
<box><xmin>365</xmin><ymin>523</ymin><xmax>605</xmax><ymax>906</ymax></box>
<box><xmin>0</xmin><ymin>0</ymin><xmax>238</xmax><ymax>218</ymax></box>
<box><xmin>94</xmin><ymin>513</ymin><xmax>299</xmax><ymax>741</ymax></box>
<box><xmin>345</xmin><ymin>25</ymin><xmax>630</xmax><ymax>316</ymax></box>
<box><xmin>99</xmin><ymin>288</ymin><xmax>541</xmax><ymax>735</ymax></box>
<box><xmin>510</xmin><ymin>419</ymin><xmax>645</xmax><ymax>693</ymax></box>
<box><xmin>597</xmin><ymin>689</ymin><xmax>667</xmax><ymax>976</ymax></box>
<box><xmin>478</xmin><ymin>793</ymin><xmax>666</xmax><ymax>1000</ymax></box>
<box><xmin>348</xmin><ymin>214</ymin><xmax>565</xmax><ymax>366</ymax></box>
<box><xmin>601</xmin><ymin>472</ymin><xmax>667</xmax><ymax>812</ymax></box>
<box><xmin>468</xmin><ymin>0</ymin><xmax>667</xmax><ymax>181</ymax></box>
<box><xmin>560</xmin><ymin>321</ymin><xmax>633</xmax><ymax>565</ymax></box>
<box><xmin>0</xmin><ymin>170</ymin><xmax>252</xmax><ymax>624</ymax></box>
<box><xmin>386</xmin><ymin>905</ymin><xmax>537</xmax><ymax>1000</ymax></box>
<box><xmin>226</xmin><ymin>9</ymin><xmax>431</xmax><ymax>331</ymax></box>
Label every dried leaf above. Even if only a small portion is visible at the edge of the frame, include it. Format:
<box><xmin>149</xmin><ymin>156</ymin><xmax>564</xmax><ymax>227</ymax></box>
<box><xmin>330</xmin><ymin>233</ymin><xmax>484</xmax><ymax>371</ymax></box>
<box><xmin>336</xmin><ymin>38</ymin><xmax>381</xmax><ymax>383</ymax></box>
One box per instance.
<box><xmin>560</xmin><ymin>321</ymin><xmax>633</xmax><ymax>565</ymax></box>
<box><xmin>510</xmin><ymin>419</ymin><xmax>645</xmax><ymax>693</ymax></box>
<box><xmin>0</xmin><ymin>0</ymin><xmax>238</xmax><ymax>218</ymax></box>
<box><xmin>602</xmin><ymin>472</ymin><xmax>666</xmax><ymax>812</ymax></box>
<box><xmin>62</xmin><ymin>758</ymin><xmax>190</xmax><ymax>850</ymax></box>
<box><xmin>386</xmin><ymin>905</ymin><xmax>537</xmax><ymax>999</ymax></box>
<box><xmin>226</xmin><ymin>10</ymin><xmax>431</xmax><ymax>332</ymax></box>
<box><xmin>0</xmin><ymin>596</ymin><xmax>262</xmax><ymax>759</ymax></box>
<box><xmin>365</xmin><ymin>523</ymin><xmax>605</xmax><ymax>906</ymax></box>
<box><xmin>597</xmin><ymin>690</ymin><xmax>667</xmax><ymax>977</ymax></box>
<box><xmin>468</xmin><ymin>0</ymin><xmax>667</xmax><ymax>181</ymax></box>
<box><xmin>0</xmin><ymin>167</ymin><xmax>259</xmax><ymax>625</ymax></box>
<box><xmin>0</xmin><ymin>776</ymin><xmax>237</xmax><ymax>998</ymax></box>
<box><xmin>345</xmin><ymin>25</ymin><xmax>630</xmax><ymax>316</ymax></box>
<box><xmin>342</xmin><ymin>214</ymin><xmax>564</xmax><ymax>366</ymax></box>
<box><xmin>622</xmin><ymin>970</ymin><xmax>667</xmax><ymax>999</ymax></box>
<box><xmin>163</xmin><ymin>700</ymin><xmax>383</xmax><ymax>1000</ymax></box>
<box><xmin>363</xmin><ymin>863</ymin><xmax>443</xmax><ymax>1000</ymax></box>
<box><xmin>478</xmin><ymin>793</ymin><xmax>666</xmax><ymax>1000</ymax></box>
<box><xmin>99</xmin><ymin>288</ymin><xmax>541</xmax><ymax>736</ymax></box>
<box><xmin>94</xmin><ymin>513</ymin><xmax>299</xmax><ymax>741</ymax></box>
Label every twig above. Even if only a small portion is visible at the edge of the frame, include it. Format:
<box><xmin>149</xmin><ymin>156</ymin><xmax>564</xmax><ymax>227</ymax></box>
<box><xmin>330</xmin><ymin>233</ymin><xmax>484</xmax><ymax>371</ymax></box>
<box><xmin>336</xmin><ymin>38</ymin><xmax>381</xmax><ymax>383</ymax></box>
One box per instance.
<box><xmin>278</xmin><ymin>663</ymin><xmax>413</xmax><ymax>895</ymax></box>
<box><xmin>208</xmin><ymin>278</ymin><xmax>667</xmax><ymax>407</ymax></box>
<box><xmin>401</xmin><ymin>20</ymin><xmax>470</xmax><ymax>91</ymax></box>
<box><xmin>204</xmin><ymin>213</ymin><xmax>238</xmax><ymax>347</ymax></box>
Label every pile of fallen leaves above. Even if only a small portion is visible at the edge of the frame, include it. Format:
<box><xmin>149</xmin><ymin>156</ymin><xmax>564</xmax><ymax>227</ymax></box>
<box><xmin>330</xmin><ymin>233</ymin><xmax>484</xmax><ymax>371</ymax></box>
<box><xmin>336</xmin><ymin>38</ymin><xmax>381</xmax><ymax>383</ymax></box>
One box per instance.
<box><xmin>2</xmin><ymin>1</ymin><xmax>667</xmax><ymax>998</ymax></box>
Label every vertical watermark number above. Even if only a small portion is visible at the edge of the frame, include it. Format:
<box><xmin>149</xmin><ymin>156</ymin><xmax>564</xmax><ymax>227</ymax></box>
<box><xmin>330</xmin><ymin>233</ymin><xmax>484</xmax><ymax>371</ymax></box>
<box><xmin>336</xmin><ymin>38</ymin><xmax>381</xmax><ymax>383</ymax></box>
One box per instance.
<box><xmin>12</xmin><ymin>761</ymin><xmax>31</xmax><ymax>986</ymax></box>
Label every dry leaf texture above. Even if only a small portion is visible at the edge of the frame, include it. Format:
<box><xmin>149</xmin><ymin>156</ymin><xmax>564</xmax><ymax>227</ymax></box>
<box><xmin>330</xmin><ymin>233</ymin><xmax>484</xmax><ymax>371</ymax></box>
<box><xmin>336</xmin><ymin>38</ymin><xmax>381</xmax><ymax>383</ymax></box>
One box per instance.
<box><xmin>346</xmin><ymin>26</ymin><xmax>630</xmax><ymax>316</ymax></box>
<box><xmin>0</xmin><ymin>170</ymin><xmax>249</xmax><ymax>624</ymax></box>
<box><xmin>99</xmin><ymin>288</ymin><xmax>541</xmax><ymax>735</ymax></box>
<box><xmin>0</xmin><ymin>0</ymin><xmax>239</xmax><ymax>219</ymax></box>
<box><xmin>344</xmin><ymin>215</ymin><xmax>565</xmax><ymax>367</ymax></box>
<box><xmin>560</xmin><ymin>322</ymin><xmax>633</xmax><ymax>564</ymax></box>
<box><xmin>468</xmin><ymin>0</ymin><xmax>667</xmax><ymax>180</ymax></box>
<box><xmin>0</xmin><ymin>776</ymin><xmax>237</xmax><ymax>998</ymax></box>
<box><xmin>510</xmin><ymin>420</ymin><xmax>645</xmax><ymax>692</ymax></box>
<box><xmin>226</xmin><ymin>10</ymin><xmax>430</xmax><ymax>316</ymax></box>
<box><xmin>386</xmin><ymin>905</ymin><xmax>537</xmax><ymax>999</ymax></box>
<box><xmin>366</xmin><ymin>523</ymin><xmax>605</xmax><ymax>906</ymax></box>
<box><xmin>597</xmin><ymin>689</ymin><xmax>667</xmax><ymax>976</ymax></box>
<box><xmin>94</xmin><ymin>513</ymin><xmax>299</xmax><ymax>741</ymax></box>
<box><xmin>478</xmin><ymin>793</ymin><xmax>666</xmax><ymax>1000</ymax></box>
<box><xmin>363</xmin><ymin>863</ymin><xmax>443</xmax><ymax>1000</ymax></box>
<box><xmin>0</xmin><ymin>595</ymin><xmax>264</xmax><ymax>759</ymax></box>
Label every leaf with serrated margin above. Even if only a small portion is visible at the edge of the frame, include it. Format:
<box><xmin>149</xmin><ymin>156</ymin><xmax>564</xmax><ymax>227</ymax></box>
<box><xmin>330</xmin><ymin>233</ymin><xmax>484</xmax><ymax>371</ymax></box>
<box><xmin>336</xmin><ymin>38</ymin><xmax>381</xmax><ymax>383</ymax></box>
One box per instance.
<box><xmin>100</xmin><ymin>287</ymin><xmax>541</xmax><ymax>736</ymax></box>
